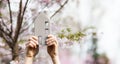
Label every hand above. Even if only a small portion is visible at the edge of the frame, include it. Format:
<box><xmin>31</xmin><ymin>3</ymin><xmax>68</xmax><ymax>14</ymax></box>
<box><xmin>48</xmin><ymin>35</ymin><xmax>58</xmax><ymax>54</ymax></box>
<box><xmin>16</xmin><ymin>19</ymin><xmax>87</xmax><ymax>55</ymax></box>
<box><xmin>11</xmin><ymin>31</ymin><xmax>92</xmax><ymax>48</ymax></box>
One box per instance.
<box><xmin>26</xmin><ymin>36</ymin><xmax>39</xmax><ymax>57</ymax></box>
<box><xmin>46</xmin><ymin>35</ymin><xmax>58</xmax><ymax>57</ymax></box>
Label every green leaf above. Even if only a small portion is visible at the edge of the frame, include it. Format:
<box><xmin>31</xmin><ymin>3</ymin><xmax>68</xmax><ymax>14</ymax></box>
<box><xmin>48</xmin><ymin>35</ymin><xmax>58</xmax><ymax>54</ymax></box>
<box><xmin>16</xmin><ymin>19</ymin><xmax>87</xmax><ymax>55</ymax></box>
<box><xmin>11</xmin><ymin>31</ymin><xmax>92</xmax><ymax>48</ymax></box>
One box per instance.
<box><xmin>68</xmin><ymin>34</ymin><xmax>74</xmax><ymax>40</ymax></box>
<box><xmin>58</xmin><ymin>33</ymin><xmax>65</xmax><ymax>39</ymax></box>
<box><xmin>66</xmin><ymin>28</ymin><xmax>71</xmax><ymax>32</ymax></box>
<box><xmin>57</xmin><ymin>28</ymin><xmax>86</xmax><ymax>43</ymax></box>
<box><xmin>18</xmin><ymin>40</ymin><xmax>26</xmax><ymax>44</ymax></box>
<box><xmin>61</xmin><ymin>29</ymin><xmax>65</xmax><ymax>33</ymax></box>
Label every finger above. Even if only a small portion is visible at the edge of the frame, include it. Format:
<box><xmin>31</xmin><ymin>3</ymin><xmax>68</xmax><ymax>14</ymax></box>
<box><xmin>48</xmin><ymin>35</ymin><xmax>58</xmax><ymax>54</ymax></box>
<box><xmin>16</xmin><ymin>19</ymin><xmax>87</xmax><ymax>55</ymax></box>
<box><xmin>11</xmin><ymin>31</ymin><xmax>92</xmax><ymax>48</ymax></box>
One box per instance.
<box><xmin>47</xmin><ymin>35</ymin><xmax>57</xmax><ymax>40</ymax></box>
<box><xmin>46</xmin><ymin>39</ymin><xmax>55</xmax><ymax>45</ymax></box>
<box><xmin>47</xmin><ymin>42</ymin><xmax>54</xmax><ymax>46</ymax></box>
<box><xmin>46</xmin><ymin>36</ymin><xmax>57</xmax><ymax>41</ymax></box>
<box><xmin>26</xmin><ymin>42</ymin><xmax>29</xmax><ymax>47</ymax></box>
<box><xmin>29</xmin><ymin>38</ymin><xmax>38</xmax><ymax>45</ymax></box>
<box><xmin>46</xmin><ymin>38</ymin><xmax>54</xmax><ymax>42</ymax></box>
<box><xmin>28</xmin><ymin>36</ymin><xmax>38</xmax><ymax>41</ymax></box>
<box><xmin>29</xmin><ymin>41</ymin><xmax>37</xmax><ymax>48</ymax></box>
<box><xmin>47</xmin><ymin>40</ymin><xmax>56</xmax><ymax>46</ymax></box>
<box><xmin>47</xmin><ymin>34</ymin><xmax>55</xmax><ymax>38</ymax></box>
<box><xmin>28</xmin><ymin>43</ymin><xmax>34</xmax><ymax>48</ymax></box>
<box><xmin>32</xmin><ymin>36</ymin><xmax>38</xmax><ymax>41</ymax></box>
<box><xmin>46</xmin><ymin>39</ymin><xmax>57</xmax><ymax>45</ymax></box>
<box><xmin>46</xmin><ymin>40</ymin><xmax>52</xmax><ymax>45</ymax></box>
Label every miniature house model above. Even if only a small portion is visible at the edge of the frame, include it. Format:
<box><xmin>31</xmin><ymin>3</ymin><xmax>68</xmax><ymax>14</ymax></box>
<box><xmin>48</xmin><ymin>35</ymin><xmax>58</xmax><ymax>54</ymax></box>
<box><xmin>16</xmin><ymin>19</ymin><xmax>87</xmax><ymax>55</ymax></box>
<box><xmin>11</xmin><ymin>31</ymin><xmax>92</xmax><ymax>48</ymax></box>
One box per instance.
<box><xmin>34</xmin><ymin>12</ymin><xmax>50</xmax><ymax>45</ymax></box>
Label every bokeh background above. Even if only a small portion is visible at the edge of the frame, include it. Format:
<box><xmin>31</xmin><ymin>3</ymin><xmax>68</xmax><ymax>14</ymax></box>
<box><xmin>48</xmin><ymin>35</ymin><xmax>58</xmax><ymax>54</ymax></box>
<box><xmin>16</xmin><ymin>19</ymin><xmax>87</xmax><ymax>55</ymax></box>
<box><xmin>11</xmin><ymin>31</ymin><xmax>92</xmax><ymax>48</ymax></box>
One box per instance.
<box><xmin>1</xmin><ymin>0</ymin><xmax>120</xmax><ymax>64</ymax></box>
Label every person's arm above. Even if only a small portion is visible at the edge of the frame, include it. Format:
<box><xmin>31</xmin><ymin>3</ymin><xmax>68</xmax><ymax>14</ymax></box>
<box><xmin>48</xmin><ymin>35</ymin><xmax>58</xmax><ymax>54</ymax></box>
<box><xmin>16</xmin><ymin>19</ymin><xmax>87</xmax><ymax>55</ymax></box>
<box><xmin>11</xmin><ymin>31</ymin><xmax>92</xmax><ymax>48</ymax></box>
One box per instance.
<box><xmin>25</xmin><ymin>36</ymin><xmax>39</xmax><ymax>64</ymax></box>
<box><xmin>46</xmin><ymin>35</ymin><xmax>60</xmax><ymax>64</ymax></box>
<box><xmin>25</xmin><ymin>56</ymin><xmax>33</xmax><ymax>64</ymax></box>
<box><xmin>51</xmin><ymin>55</ymin><xmax>60</xmax><ymax>64</ymax></box>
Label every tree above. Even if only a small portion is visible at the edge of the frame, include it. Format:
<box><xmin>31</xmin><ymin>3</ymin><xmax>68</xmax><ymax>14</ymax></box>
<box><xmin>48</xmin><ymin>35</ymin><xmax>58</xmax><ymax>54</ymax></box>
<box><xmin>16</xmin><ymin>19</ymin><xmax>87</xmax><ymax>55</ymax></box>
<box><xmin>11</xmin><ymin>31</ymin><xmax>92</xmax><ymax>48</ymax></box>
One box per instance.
<box><xmin>0</xmin><ymin>0</ymin><xmax>69</xmax><ymax>61</ymax></box>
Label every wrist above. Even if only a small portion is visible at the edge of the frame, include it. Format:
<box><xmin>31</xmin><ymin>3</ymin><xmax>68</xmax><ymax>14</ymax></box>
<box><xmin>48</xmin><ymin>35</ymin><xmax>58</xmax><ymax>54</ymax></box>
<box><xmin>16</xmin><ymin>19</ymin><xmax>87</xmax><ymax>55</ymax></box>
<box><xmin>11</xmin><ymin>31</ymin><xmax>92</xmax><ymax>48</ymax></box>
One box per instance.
<box><xmin>51</xmin><ymin>55</ymin><xmax>60</xmax><ymax>64</ymax></box>
<box><xmin>50</xmin><ymin>54</ymin><xmax>58</xmax><ymax>58</ymax></box>
<box><xmin>26</xmin><ymin>54</ymin><xmax>34</xmax><ymax>58</ymax></box>
<box><xmin>25</xmin><ymin>56</ymin><xmax>34</xmax><ymax>64</ymax></box>
<box><xmin>26</xmin><ymin>56</ymin><xmax>34</xmax><ymax>58</ymax></box>
<box><xmin>49</xmin><ymin>52</ymin><xmax>58</xmax><ymax>58</ymax></box>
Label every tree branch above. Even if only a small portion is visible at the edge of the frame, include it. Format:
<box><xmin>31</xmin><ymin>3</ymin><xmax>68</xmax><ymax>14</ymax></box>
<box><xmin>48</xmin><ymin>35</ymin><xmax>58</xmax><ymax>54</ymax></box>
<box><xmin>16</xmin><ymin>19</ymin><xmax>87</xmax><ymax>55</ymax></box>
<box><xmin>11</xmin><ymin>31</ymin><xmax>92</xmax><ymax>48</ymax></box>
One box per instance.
<box><xmin>0</xmin><ymin>19</ymin><xmax>9</xmax><ymax>36</ymax></box>
<box><xmin>7</xmin><ymin>0</ymin><xmax>13</xmax><ymax>35</ymax></box>
<box><xmin>0</xmin><ymin>24</ymin><xmax>14</xmax><ymax>41</ymax></box>
<box><xmin>0</xmin><ymin>17</ymin><xmax>11</xmax><ymax>33</ymax></box>
<box><xmin>21</xmin><ymin>0</ymin><xmax>29</xmax><ymax>22</ymax></box>
<box><xmin>50</xmin><ymin>0</ymin><xmax>69</xmax><ymax>19</ymax></box>
<box><xmin>14</xmin><ymin>0</ymin><xmax>29</xmax><ymax>44</ymax></box>
<box><xmin>20</xmin><ymin>21</ymin><xmax>33</xmax><ymax>34</ymax></box>
<box><xmin>14</xmin><ymin>0</ymin><xmax>22</xmax><ymax>43</ymax></box>
<box><xmin>2</xmin><ymin>33</ymin><xmax>13</xmax><ymax>48</ymax></box>
<box><xmin>0</xmin><ymin>27</ymin><xmax>13</xmax><ymax>48</ymax></box>
<box><xmin>0</xmin><ymin>18</ymin><xmax>14</xmax><ymax>48</ymax></box>
<box><xmin>0</xmin><ymin>28</ymin><xmax>10</xmax><ymax>37</ymax></box>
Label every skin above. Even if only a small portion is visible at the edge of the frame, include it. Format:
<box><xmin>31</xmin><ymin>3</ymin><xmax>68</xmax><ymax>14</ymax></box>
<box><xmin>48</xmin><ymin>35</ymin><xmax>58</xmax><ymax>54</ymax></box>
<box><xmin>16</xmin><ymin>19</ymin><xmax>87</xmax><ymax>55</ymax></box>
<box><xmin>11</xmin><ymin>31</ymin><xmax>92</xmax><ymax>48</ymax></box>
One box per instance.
<box><xmin>25</xmin><ymin>35</ymin><xmax>60</xmax><ymax>64</ymax></box>
<box><xmin>96</xmin><ymin>57</ymin><xmax>109</xmax><ymax>64</ymax></box>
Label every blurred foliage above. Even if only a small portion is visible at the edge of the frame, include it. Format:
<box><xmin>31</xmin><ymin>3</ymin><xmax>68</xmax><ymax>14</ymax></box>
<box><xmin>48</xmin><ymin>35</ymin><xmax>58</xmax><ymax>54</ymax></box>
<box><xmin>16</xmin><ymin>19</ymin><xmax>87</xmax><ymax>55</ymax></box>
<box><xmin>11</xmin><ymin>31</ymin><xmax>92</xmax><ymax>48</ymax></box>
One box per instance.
<box><xmin>18</xmin><ymin>40</ymin><xmax>27</xmax><ymax>44</ymax></box>
<box><xmin>0</xmin><ymin>12</ymin><xmax>2</xmax><ymax>17</ymax></box>
<box><xmin>0</xmin><ymin>0</ymin><xmax>6</xmax><ymax>8</ymax></box>
<box><xmin>2</xmin><ymin>39</ymin><xmax>6</xmax><ymax>43</ymax></box>
<box><xmin>58</xmin><ymin>28</ymin><xmax>85</xmax><ymax>42</ymax></box>
<box><xmin>93</xmin><ymin>52</ymin><xmax>99</xmax><ymax>59</ymax></box>
<box><xmin>0</xmin><ymin>0</ymin><xmax>2</xmax><ymax>7</ymax></box>
<box><xmin>0</xmin><ymin>1</ymin><xmax>2</xmax><ymax>17</ymax></box>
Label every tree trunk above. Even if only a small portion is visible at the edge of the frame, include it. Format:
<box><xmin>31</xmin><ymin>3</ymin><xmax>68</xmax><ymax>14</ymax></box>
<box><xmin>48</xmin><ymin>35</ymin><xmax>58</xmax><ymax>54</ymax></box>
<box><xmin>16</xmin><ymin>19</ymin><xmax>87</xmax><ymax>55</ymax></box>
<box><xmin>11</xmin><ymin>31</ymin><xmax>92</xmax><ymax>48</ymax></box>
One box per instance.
<box><xmin>11</xmin><ymin>43</ymin><xmax>19</xmax><ymax>61</ymax></box>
